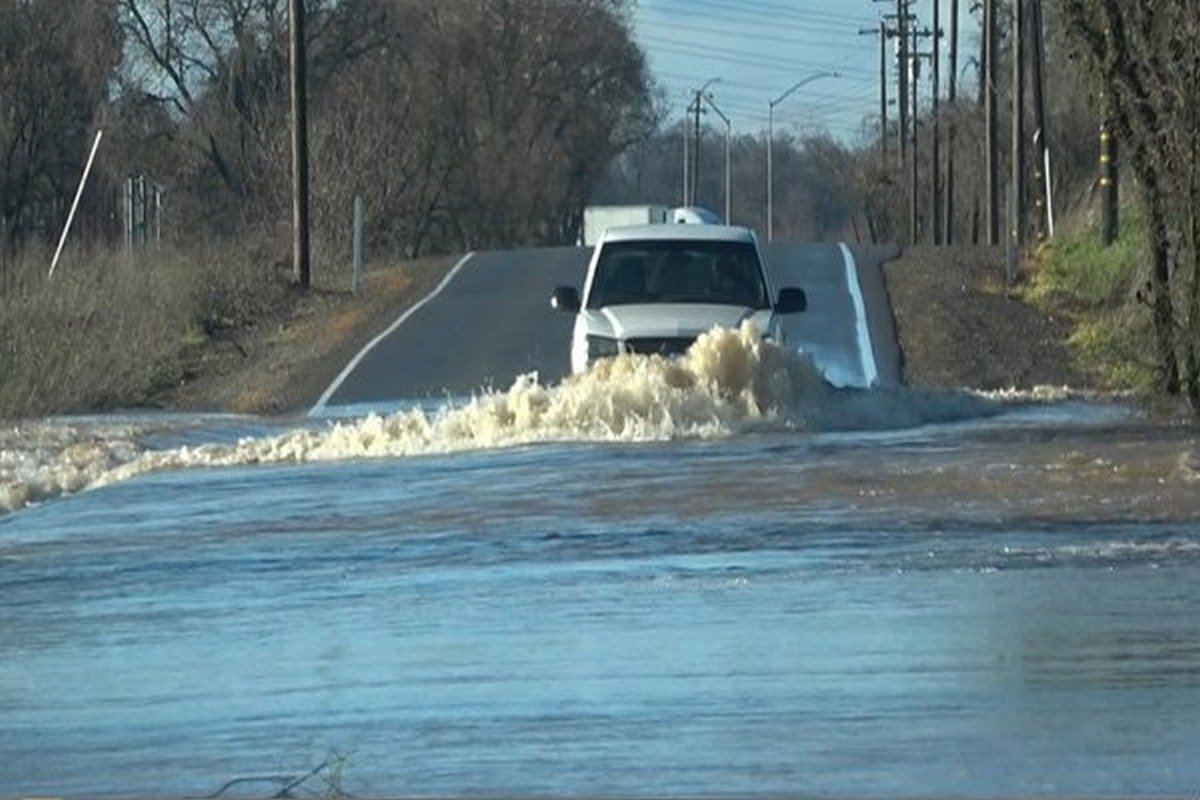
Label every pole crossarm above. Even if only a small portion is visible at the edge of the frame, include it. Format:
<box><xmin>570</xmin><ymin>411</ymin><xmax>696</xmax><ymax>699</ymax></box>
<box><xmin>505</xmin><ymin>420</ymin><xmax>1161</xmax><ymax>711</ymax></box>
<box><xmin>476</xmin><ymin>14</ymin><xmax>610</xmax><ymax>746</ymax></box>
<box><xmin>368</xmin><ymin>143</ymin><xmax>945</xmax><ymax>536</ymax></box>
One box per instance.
<box><xmin>701</xmin><ymin>93</ymin><xmax>730</xmax><ymax>127</ymax></box>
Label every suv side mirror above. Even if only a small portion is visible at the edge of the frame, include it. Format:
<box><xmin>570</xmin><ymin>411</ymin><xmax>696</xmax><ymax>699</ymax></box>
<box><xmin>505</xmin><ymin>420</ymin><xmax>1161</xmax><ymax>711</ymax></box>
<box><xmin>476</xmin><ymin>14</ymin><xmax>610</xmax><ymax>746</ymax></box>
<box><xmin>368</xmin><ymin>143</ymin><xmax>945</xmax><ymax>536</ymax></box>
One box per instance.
<box><xmin>551</xmin><ymin>286</ymin><xmax>581</xmax><ymax>313</ymax></box>
<box><xmin>776</xmin><ymin>287</ymin><xmax>807</xmax><ymax>314</ymax></box>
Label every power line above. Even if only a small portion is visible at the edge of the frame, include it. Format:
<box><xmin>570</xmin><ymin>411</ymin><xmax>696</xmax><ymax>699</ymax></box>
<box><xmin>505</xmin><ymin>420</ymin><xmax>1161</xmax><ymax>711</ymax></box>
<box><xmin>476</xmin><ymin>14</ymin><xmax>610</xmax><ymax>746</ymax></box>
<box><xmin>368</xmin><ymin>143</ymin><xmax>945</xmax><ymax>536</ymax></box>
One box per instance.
<box><xmin>640</xmin><ymin>34</ymin><xmax>873</xmax><ymax>78</ymax></box>
<box><xmin>639</xmin><ymin>0</ymin><xmax>876</xmax><ymax>30</ymax></box>
<box><xmin>638</xmin><ymin>11</ymin><xmax>873</xmax><ymax>39</ymax></box>
<box><xmin>656</xmin><ymin>78</ymin><xmax>878</xmax><ymax>108</ymax></box>
<box><xmin>660</xmin><ymin>94</ymin><xmax>880</xmax><ymax>130</ymax></box>
<box><xmin>634</xmin><ymin>1</ymin><xmax>897</xmax><ymax>143</ymax></box>
<box><xmin>655</xmin><ymin>71</ymin><xmax>876</xmax><ymax>101</ymax></box>
<box><xmin>636</xmin><ymin>7</ymin><xmax>872</xmax><ymax>38</ymax></box>
<box><xmin>656</xmin><ymin>70</ymin><xmax>866</xmax><ymax>94</ymax></box>
<box><xmin>638</xmin><ymin>29</ymin><xmax>872</xmax><ymax>67</ymax></box>
<box><xmin>659</xmin><ymin>87</ymin><xmax>879</xmax><ymax>114</ymax></box>
<box><xmin>638</xmin><ymin>18</ymin><xmax>860</xmax><ymax>49</ymax></box>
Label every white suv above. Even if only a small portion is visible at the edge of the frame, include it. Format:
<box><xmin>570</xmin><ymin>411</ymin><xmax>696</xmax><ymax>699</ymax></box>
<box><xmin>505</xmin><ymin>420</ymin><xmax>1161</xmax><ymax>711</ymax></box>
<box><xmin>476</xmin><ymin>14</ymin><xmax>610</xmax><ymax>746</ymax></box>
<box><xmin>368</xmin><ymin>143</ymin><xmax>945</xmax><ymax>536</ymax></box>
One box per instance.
<box><xmin>551</xmin><ymin>224</ymin><xmax>807</xmax><ymax>374</ymax></box>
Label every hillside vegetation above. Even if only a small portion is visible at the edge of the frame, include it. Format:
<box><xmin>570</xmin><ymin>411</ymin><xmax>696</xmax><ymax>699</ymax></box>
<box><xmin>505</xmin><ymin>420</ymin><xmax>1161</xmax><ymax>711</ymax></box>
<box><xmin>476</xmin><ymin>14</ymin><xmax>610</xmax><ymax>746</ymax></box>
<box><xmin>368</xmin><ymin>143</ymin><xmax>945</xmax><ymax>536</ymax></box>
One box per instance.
<box><xmin>1025</xmin><ymin>213</ymin><xmax>1155</xmax><ymax>391</ymax></box>
<box><xmin>0</xmin><ymin>245</ymin><xmax>279</xmax><ymax>416</ymax></box>
<box><xmin>1</xmin><ymin>1</ymin><xmax>1198</xmax><ymax>416</ymax></box>
<box><xmin>1060</xmin><ymin>1</ymin><xmax>1200</xmax><ymax>410</ymax></box>
<box><xmin>0</xmin><ymin>246</ymin><xmax>453</xmax><ymax>418</ymax></box>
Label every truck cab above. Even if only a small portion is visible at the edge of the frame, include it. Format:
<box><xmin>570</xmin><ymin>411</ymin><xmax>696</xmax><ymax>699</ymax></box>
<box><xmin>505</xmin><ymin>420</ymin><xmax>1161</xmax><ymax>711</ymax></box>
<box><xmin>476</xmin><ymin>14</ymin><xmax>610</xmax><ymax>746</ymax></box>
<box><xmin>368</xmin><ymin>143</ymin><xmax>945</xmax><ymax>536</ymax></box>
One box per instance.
<box><xmin>551</xmin><ymin>224</ymin><xmax>807</xmax><ymax>374</ymax></box>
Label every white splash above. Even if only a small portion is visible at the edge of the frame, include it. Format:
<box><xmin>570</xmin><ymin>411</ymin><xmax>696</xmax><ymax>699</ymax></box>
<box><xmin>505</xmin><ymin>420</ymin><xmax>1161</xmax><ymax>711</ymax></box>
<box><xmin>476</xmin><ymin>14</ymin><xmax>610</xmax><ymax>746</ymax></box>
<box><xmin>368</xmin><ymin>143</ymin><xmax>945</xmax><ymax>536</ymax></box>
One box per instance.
<box><xmin>1</xmin><ymin>323</ymin><xmax>991</xmax><ymax>514</ymax></box>
<box><xmin>0</xmin><ymin>423</ymin><xmax>143</xmax><ymax>513</ymax></box>
<box><xmin>973</xmin><ymin>385</ymin><xmax>1141</xmax><ymax>404</ymax></box>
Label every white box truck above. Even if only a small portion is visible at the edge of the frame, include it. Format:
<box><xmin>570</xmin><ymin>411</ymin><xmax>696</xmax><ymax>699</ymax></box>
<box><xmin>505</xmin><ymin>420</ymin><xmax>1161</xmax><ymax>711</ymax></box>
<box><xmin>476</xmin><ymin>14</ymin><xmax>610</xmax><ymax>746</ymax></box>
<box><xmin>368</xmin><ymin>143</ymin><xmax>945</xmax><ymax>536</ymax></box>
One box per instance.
<box><xmin>580</xmin><ymin>204</ymin><xmax>669</xmax><ymax>246</ymax></box>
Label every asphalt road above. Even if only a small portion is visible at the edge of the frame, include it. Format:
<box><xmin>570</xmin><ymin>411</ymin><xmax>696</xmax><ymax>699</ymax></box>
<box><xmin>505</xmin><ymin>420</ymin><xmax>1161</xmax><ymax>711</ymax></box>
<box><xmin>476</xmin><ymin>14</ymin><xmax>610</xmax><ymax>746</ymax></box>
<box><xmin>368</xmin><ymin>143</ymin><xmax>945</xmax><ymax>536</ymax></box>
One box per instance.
<box><xmin>766</xmin><ymin>242</ymin><xmax>901</xmax><ymax>389</ymax></box>
<box><xmin>316</xmin><ymin>242</ymin><xmax>902</xmax><ymax>410</ymax></box>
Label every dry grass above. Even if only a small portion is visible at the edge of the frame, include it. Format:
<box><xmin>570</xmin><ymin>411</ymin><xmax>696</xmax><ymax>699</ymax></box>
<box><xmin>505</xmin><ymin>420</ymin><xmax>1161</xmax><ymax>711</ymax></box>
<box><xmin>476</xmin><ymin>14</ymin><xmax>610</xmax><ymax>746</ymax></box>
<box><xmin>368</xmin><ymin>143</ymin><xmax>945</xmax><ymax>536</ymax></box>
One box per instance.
<box><xmin>0</xmin><ymin>222</ymin><xmax>460</xmax><ymax>418</ymax></box>
<box><xmin>154</xmin><ymin>253</ymin><xmax>453</xmax><ymax>415</ymax></box>
<box><xmin>323</xmin><ymin>305</ymin><xmax>369</xmax><ymax>341</ymax></box>
<box><xmin>0</xmin><ymin>241</ymin><xmax>288</xmax><ymax>418</ymax></box>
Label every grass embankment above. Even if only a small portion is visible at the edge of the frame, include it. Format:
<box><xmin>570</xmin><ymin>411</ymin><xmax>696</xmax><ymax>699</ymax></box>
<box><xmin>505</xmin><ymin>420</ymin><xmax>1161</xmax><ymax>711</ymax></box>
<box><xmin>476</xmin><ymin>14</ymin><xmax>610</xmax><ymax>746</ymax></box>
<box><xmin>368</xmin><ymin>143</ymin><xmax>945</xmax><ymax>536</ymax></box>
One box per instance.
<box><xmin>0</xmin><ymin>243</ymin><xmax>452</xmax><ymax>418</ymax></box>
<box><xmin>1024</xmin><ymin>212</ymin><xmax>1155</xmax><ymax>391</ymax></box>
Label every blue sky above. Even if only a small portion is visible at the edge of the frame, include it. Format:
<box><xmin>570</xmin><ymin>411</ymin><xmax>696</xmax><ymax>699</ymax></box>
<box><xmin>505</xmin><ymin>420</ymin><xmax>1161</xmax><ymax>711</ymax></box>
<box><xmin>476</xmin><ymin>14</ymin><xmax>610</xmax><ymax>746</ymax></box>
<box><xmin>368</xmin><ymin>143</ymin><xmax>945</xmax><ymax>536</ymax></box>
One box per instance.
<box><xmin>631</xmin><ymin>0</ymin><xmax>982</xmax><ymax>143</ymax></box>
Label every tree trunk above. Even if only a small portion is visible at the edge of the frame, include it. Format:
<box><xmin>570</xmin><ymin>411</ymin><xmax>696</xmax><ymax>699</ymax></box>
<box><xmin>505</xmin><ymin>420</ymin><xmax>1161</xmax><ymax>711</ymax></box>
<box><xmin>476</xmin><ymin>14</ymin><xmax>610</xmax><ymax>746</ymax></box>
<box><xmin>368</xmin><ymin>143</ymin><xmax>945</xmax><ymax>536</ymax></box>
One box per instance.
<box><xmin>1090</xmin><ymin>0</ymin><xmax>1181</xmax><ymax>393</ymax></box>
<box><xmin>1143</xmin><ymin>186</ymin><xmax>1181</xmax><ymax>394</ymax></box>
<box><xmin>1186</xmin><ymin>228</ymin><xmax>1200</xmax><ymax>409</ymax></box>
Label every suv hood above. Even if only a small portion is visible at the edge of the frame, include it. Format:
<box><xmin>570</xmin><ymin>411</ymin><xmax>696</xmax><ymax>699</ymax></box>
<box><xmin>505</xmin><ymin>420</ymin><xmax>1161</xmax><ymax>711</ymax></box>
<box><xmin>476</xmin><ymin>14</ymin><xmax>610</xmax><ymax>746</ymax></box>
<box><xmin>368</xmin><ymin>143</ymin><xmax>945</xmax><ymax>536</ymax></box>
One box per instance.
<box><xmin>584</xmin><ymin>304</ymin><xmax>772</xmax><ymax>339</ymax></box>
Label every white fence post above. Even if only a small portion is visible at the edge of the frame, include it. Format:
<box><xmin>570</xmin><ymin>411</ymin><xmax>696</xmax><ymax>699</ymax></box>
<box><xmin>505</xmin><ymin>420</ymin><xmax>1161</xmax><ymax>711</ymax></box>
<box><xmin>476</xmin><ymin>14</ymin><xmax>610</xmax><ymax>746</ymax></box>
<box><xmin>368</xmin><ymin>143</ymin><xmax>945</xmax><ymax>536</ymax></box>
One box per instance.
<box><xmin>352</xmin><ymin>194</ymin><xmax>364</xmax><ymax>295</ymax></box>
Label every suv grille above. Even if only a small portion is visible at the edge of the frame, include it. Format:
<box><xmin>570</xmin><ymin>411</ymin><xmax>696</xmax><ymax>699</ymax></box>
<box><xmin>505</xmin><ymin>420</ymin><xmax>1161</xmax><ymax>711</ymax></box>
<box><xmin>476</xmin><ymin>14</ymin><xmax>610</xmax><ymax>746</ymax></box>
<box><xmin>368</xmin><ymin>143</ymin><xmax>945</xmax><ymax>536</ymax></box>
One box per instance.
<box><xmin>624</xmin><ymin>337</ymin><xmax>695</xmax><ymax>357</ymax></box>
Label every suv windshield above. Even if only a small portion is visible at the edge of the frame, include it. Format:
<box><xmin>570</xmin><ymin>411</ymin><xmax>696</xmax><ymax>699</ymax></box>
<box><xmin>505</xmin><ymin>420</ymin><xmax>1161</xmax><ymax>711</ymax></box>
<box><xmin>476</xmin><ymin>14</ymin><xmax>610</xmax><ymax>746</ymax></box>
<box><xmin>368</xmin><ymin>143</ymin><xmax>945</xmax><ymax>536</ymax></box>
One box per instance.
<box><xmin>586</xmin><ymin>240</ymin><xmax>769</xmax><ymax>309</ymax></box>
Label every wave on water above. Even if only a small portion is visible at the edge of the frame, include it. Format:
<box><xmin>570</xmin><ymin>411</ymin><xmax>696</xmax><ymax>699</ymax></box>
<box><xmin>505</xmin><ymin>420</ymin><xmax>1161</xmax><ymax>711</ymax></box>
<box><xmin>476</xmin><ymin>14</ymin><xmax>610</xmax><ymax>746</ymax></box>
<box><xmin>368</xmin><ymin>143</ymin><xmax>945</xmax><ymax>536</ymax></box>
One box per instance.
<box><xmin>2</xmin><ymin>323</ymin><xmax>994</xmax><ymax>514</ymax></box>
<box><xmin>0</xmin><ymin>423</ymin><xmax>145</xmax><ymax>514</ymax></box>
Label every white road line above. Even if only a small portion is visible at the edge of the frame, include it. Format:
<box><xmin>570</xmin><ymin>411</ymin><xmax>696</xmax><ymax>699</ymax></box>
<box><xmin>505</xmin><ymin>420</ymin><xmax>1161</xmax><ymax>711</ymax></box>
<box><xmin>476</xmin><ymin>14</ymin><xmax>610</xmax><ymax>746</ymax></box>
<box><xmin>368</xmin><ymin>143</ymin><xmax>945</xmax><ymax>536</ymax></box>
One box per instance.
<box><xmin>838</xmin><ymin>242</ymin><xmax>879</xmax><ymax>388</ymax></box>
<box><xmin>308</xmin><ymin>252</ymin><xmax>476</xmax><ymax>417</ymax></box>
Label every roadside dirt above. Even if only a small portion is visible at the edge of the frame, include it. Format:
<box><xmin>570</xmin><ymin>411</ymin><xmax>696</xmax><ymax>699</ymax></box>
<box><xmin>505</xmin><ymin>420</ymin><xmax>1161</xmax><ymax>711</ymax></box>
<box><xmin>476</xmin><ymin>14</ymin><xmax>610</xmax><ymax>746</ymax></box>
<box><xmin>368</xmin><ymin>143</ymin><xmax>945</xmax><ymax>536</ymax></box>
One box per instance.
<box><xmin>883</xmin><ymin>245</ymin><xmax>1089</xmax><ymax>390</ymax></box>
<box><xmin>158</xmin><ymin>256</ymin><xmax>455</xmax><ymax>415</ymax></box>
<box><xmin>160</xmin><ymin>245</ymin><xmax>1088</xmax><ymax>416</ymax></box>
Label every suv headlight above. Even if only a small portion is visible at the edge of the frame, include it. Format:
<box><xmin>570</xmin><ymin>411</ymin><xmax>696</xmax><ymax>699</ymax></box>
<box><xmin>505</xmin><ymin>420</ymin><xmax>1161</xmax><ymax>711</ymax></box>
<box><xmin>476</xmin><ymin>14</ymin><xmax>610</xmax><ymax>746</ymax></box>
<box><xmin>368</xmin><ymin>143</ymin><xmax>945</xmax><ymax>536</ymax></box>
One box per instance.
<box><xmin>587</xmin><ymin>335</ymin><xmax>621</xmax><ymax>360</ymax></box>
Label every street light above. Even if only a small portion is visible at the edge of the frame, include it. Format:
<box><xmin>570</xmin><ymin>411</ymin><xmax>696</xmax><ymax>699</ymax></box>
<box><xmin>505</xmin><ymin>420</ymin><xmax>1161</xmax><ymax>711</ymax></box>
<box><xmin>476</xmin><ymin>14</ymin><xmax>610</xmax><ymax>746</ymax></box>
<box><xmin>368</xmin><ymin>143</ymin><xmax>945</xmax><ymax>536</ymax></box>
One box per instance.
<box><xmin>702</xmin><ymin>92</ymin><xmax>732</xmax><ymax>224</ymax></box>
<box><xmin>767</xmin><ymin>71</ymin><xmax>838</xmax><ymax>242</ymax></box>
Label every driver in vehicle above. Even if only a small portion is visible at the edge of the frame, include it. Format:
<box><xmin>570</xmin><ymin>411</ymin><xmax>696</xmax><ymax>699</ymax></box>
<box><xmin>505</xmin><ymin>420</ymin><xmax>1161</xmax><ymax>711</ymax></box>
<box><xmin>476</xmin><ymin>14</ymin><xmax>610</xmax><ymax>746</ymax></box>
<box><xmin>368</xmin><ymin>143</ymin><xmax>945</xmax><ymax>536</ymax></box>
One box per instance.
<box><xmin>599</xmin><ymin>256</ymin><xmax>647</xmax><ymax>305</ymax></box>
<box><xmin>710</xmin><ymin>253</ymin><xmax>759</xmax><ymax>307</ymax></box>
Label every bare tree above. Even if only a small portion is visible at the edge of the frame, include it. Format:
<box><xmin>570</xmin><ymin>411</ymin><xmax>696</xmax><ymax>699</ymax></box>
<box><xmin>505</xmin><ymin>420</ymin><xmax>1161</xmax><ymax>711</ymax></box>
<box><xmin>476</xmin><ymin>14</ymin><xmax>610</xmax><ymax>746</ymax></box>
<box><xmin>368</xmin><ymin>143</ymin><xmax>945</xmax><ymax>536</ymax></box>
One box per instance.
<box><xmin>0</xmin><ymin>0</ymin><xmax>120</xmax><ymax>256</ymax></box>
<box><xmin>1060</xmin><ymin>0</ymin><xmax>1200</xmax><ymax>401</ymax></box>
<box><xmin>116</xmin><ymin>0</ymin><xmax>388</xmax><ymax>232</ymax></box>
<box><xmin>113</xmin><ymin>0</ymin><xmax>655</xmax><ymax>259</ymax></box>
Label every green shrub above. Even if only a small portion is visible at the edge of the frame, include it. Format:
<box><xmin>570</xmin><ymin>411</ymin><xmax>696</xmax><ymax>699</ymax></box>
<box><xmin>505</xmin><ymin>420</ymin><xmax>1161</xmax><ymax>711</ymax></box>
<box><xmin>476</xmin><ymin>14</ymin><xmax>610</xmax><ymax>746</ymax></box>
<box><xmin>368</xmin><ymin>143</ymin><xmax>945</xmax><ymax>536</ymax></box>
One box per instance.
<box><xmin>1024</xmin><ymin>211</ymin><xmax>1156</xmax><ymax>391</ymax></box>
<box><xmin>1025</xmin><ymin>211</ymin><xmax>1146</xmax><ymax>311</ymax></box>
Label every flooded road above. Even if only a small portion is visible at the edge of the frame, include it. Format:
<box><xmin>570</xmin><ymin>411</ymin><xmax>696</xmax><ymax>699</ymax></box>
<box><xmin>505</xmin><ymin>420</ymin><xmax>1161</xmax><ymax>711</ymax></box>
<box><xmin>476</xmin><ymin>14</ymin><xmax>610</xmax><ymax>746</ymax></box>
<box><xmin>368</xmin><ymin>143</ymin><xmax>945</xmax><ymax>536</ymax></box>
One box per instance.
<box><xmin>3</xmin><ymin>335</ymin><xmax>1200</xmax><ymax>797</ymax></box>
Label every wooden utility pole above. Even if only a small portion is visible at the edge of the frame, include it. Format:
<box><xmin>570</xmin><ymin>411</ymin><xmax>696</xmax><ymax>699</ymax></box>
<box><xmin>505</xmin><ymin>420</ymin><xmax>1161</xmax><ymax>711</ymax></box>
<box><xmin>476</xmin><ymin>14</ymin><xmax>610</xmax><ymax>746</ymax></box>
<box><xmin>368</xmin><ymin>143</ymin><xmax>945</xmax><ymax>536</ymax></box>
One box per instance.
<box><xmin>682</xmin><ymin>118</ymin><xmax>690</xmax><ymax>206</ymax></box>
<box><xmin>984</xmin><ymin>0</ymin><xmax>1000</xmax><ymax>245</ymax></box>
<box><xmin>702</xmin><ymin>93</ymin><xmax>732</xmax><ymax>223</ymax></box>
<box><xmin>944</xmin><ymin>0</ymin><xmax>959</xmax><ymax>244</ymax></box>
<box><xmin>352</xmin><ymin>194</ymin><xmax>364</xmax><ymax>295</ymax></box>
<box><xmin>897</xmin><ymin>0</ymin><xmax>910</xmax><ymax>168</ymax></box>
<box><xmin>909</xmin><ymin>27</ymin><xmax>933</xmax><ymax>246</ymax></box>
<box><xmin>880</xmin><ymin>21</ymin><xmax>889</xmax><ymax>169</ymax></box>
<box><xmin>910</xmin><ymin>33</ymin><xmax>919</xmax><ymax>246</ymax></box>
<box><xmin>289</xmin><ymin>0</ymin><xmax>311</xmax><ymax>289</ymax></box>
<box><xmin>1029</xmin><ymin>0</ymin><xmax>1052</xmax><ymax>239</ymax></box>
<box><xmin>1011</xmin><ymin>0</ymin><xmax>1026</xmax><ymax>251</ymax></box>
<box><xmin>691</xmin><ymin>91</ymin><xmax>703</xmax><ymax>207</ymax></box>
<box><xmin>860</xmin><ymin>21</ymin><xmax>892</xmax><ymax>170</ymax></box>
<box><xmin>930</xmin><ymin>0</ymin><xmax>941</xmax><ymax>245</ymax></box>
